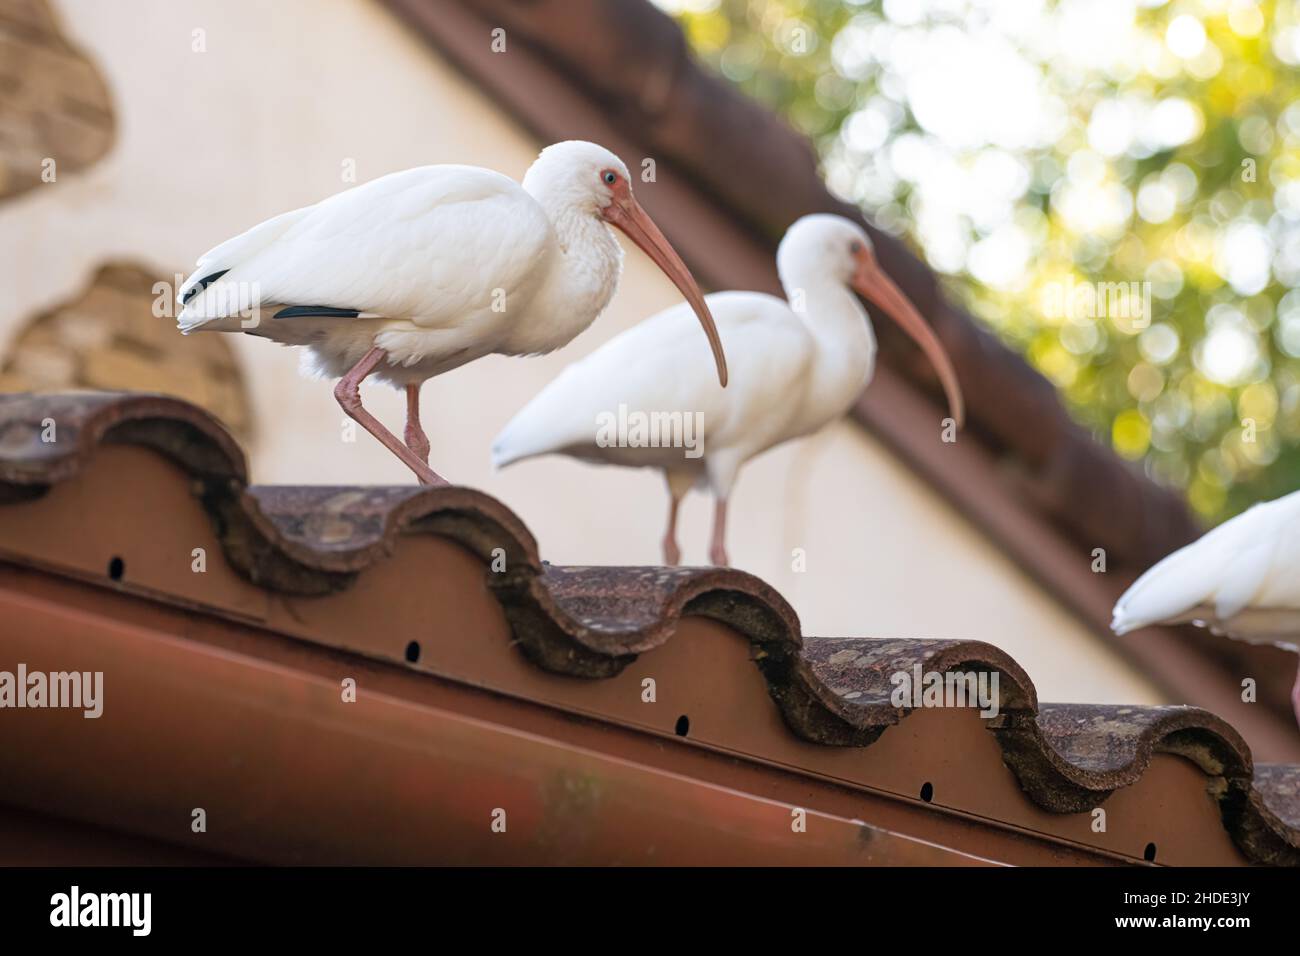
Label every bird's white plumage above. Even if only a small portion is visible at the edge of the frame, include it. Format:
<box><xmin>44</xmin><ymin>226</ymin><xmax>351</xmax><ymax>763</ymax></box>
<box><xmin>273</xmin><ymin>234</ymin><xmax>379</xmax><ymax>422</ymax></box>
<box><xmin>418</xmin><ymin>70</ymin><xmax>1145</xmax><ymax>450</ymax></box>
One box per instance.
<box><xmin>178</xmin><ymin>165</ymin><xmax>553</xmax><ymax>380</ymax></box>
<box><xmin>493</xmin><ymin>215</ymin><xmax>877</xmax><ymax>496</ymax></box>
<box><xmin>1111</xmin><ymin>489</ymin><xmax>1300</xmax><ymax>651</ymax></box>
<box><xmin>177</xmin><ymin>142</ymin><xmax>631</xmax><ymax>386</ymax></box>
<box><xmin>496</xmin><ymin>292</ymin><xmax>816</xmax><ymax>476</ymax></box>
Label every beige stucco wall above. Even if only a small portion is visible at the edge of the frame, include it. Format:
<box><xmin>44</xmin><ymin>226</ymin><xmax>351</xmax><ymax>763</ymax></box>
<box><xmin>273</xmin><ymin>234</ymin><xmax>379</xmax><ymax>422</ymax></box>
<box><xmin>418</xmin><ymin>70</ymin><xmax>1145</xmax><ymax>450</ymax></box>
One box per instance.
<box><xmin>0</xmin><ymin>0</ymin><xmax>1163</xmax><ymax>705</ymax></box>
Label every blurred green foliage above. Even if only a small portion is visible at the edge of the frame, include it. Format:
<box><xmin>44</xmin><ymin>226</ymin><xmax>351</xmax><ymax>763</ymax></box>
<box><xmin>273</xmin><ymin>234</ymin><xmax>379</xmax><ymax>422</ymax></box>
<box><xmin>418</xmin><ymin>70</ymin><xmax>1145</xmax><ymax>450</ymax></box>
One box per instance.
<box><xmin>666</xmin><ymin>0</ymin><xmax>1300</xmax><ymax>523</ymax></box>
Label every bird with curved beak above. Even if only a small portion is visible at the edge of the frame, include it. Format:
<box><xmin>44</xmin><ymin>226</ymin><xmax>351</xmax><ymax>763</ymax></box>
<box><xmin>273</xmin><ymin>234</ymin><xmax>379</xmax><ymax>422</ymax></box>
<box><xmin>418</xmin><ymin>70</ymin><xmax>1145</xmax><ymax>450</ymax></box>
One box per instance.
<box><xmin>493</xmin><ymin>213</ymin><xmax>964</xmax><ymax>565</ymax></box>
<box><xmin>175</xmin><ymin>141</ymin><xmax>727</xmax><ymax>486</ymax></box>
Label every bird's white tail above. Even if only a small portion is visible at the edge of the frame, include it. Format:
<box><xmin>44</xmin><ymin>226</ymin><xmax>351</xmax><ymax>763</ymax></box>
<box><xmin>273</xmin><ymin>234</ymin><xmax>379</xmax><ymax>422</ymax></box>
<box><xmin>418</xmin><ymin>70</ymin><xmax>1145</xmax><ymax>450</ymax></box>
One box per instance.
<box><xmin>491</xmin><ymin>397</ymin><xmax>591</xmax><ymax>469</ymax></box>
<box><xmin>490</xmin><ymin>414</ymin><xmax>552</xmax><ymax>469</ymax></box>
<box><xmin>1110</xmin><ymin>499</ymin><xmax>1286</xmax><ymax>635</ymax></box>
<box><xmin>175</xmin><ymin>205</ymin><xmax>310</xmax><ymax>333</ymax></box>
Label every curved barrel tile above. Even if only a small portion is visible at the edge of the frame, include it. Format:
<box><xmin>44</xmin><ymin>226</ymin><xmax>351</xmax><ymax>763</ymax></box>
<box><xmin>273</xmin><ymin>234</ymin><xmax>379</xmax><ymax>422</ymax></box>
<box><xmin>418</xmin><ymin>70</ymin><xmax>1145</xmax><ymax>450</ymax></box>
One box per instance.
<box><xmin>489</xmin><ymin>564</ymin><xmax>801</xmax><ymax>678</ymax></box>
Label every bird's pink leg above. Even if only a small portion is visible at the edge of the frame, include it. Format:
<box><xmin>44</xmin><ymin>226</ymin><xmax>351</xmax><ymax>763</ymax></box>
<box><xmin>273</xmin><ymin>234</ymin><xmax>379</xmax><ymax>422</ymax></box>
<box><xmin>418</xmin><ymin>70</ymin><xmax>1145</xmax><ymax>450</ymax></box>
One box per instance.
<box><xmin>404</xmin><ymin>383</ymin><xmax>431</xmax><ymax>463</ymax></box>
<box><xmin>334</xmin><ymin>347</ymin><xmax>449</xmax><ymax>487</ymax></box>
<box><xmin>662</xmin><ymin>485</ymin><xmax>684</xmax><ymax>567</ymax></box>
<box><xmin>709</xmin><ymin>497</ymin><xmax>729</xmax><ymax>567</ymax></box>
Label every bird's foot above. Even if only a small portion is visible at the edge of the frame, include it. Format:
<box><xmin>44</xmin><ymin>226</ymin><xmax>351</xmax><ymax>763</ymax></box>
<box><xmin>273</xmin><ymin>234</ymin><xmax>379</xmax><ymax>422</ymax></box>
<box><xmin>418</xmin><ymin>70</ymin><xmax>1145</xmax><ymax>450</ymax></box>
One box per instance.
<box><xmin>413</xmin><ymin>462</ymin><xmax>451</xmax><ymax>488</ymax></box>
<box><xmin>662</xmin><ymin>537</ymin><xmax>681</xmax><ymax>567</ymax></box>
<box><xmin>709</xmin><ymin>544</ymin><xmax>729</xmax><ymax>567</ymax></box>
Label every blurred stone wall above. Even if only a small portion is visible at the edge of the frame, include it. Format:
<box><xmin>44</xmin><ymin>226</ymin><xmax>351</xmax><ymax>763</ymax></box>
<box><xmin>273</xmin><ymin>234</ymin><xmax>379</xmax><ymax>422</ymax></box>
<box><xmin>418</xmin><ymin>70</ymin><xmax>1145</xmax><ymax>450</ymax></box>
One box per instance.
<box><xmin>0</xmin><ymin>1</ymin><xmax>251</xmax><ymax>440</ymax></box>
<box><xmin>0</xmin><ymin>0</ymin><xmax>114</xmax><ymax>200</ymax></box>
<box><xmin>0</xmin><ymin>262</ymin><xmax>252</xmax><ymax>439</ymax></box>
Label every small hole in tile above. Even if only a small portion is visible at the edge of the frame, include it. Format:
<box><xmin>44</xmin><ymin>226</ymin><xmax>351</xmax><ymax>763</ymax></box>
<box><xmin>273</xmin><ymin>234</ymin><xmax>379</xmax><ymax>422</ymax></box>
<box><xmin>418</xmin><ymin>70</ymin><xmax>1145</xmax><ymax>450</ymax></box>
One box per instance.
<box><xmin>1143</xmin><ymin>842</ymin><xmax>1157</xmax><ymax>862</ymax></box>
<box><xmin>107</xmin><ymin>556</ymin><xmax>125</xmax><ymax>581</ymax></box>
<box><xmin>919</xmin><ymin>782</ymin><xmax>934</xmax><ymax>803</ymax></box>
<box><xmin>674</xmin><ymin>715</ymin><xmax>690</xmax><ymax>737</ymax></box>
<box><xmin>405</xmin><ymin>641</ymin><xmax>420</xmax><ymax>663</ymax></box>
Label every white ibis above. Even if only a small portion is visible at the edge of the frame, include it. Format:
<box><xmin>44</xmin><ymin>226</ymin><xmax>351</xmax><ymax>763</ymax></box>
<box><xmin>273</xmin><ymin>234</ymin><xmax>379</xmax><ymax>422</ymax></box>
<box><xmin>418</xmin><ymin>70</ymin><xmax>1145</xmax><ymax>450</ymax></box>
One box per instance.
<box><xmin>175</xmin><ymin>141</ymin><xmax>727</xmax><ymax>485</ymax></box>
<box><xmin>492</xmin><ymin>214</ymin><xmax>964</xmax><ymax>565</ymax></box>
<box><xmin>1112</xmin><ymin>491</ymin><xmax>1300</xmax><ymax>729</ymax></box>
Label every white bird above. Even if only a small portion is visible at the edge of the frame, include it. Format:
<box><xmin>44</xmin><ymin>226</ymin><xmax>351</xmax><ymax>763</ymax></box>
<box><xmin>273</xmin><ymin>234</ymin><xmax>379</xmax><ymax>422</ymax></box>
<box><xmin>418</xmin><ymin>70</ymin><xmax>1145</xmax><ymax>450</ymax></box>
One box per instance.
<box><xmin>492</xmin><ymin>214</ymin><xmax>964</xmax><ymax>566</ymax></box>
<box><xmin>175</xmin><ymin>141</ymin><xmax>727</xmax><ymax>485</ymax></box>
<box><xmin>1112</xmin><ymin>491</ymin><xmax>1300</xmax><ymax>728</ymax></box>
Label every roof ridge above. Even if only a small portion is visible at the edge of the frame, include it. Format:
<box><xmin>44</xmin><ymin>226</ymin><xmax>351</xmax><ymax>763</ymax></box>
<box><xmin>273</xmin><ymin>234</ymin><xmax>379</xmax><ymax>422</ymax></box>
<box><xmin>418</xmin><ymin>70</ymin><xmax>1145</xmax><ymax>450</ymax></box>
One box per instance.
<box><xmin>0</xmin><ymin>390</ymin><xmax>246</xmax><ymax>491</ymax></box>
<box><xmin>0</xmin><ymin>390</ymin><xmax>1295</xmax><ymax>864</ymax></box>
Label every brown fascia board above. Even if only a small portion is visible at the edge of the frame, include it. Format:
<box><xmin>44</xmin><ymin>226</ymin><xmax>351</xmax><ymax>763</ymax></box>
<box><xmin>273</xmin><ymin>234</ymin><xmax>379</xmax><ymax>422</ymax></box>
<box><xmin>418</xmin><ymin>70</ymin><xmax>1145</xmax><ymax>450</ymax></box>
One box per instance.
<box><xmin>377</xmin><ymin>0</ymin><xmax>1300</xmax><ymax>736</ymax></box>
<box><xmin>0</xmin><ymin>391</ymin><xmax>1296</xmax><ymax>865</ymax></box>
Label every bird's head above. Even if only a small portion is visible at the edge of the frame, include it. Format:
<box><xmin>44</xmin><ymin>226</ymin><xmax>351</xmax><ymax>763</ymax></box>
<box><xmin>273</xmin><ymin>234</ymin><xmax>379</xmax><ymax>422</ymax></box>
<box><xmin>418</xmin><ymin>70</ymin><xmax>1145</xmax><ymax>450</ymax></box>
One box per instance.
<box><xmin>780</xmin><ymin>214</ymin><xmax>964</xmax><ymax>429</ymax></box>
<box><xmin>525</xmin><ymin>141</ymin><xmax>728</xmax><ymax>387</ymax></box>
<box><xmin>526</xmin><ymin>141</ymin><xmax>632</xmax><ymax>216</ymax></box>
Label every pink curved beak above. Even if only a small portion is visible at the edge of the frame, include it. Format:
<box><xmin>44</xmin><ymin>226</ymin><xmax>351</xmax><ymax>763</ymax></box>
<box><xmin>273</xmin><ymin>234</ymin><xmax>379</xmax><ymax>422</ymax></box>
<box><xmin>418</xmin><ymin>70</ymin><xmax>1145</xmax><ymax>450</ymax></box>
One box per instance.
<box><xmin>602</xmin><ymin>192</ymin><xmax>728</xmax><ymax>388</ymax></box>
<box><xmin>852</xmin><ymin>252</ymin><xmax>964</xmax><ymax>428</ymax></box>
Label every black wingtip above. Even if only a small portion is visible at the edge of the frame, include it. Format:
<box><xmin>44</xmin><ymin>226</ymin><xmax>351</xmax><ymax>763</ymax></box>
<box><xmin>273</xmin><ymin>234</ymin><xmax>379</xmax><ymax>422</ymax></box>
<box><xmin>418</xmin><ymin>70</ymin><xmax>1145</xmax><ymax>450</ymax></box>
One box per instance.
<box><xmin>273</xmin><ymin>306</ymin><xmax>361</xmax><ymax>319</ymax></box>
<box><xmin>181</xmin><ymin>269</ymin><xmax>230</xmax><ymax>305</ymax></box>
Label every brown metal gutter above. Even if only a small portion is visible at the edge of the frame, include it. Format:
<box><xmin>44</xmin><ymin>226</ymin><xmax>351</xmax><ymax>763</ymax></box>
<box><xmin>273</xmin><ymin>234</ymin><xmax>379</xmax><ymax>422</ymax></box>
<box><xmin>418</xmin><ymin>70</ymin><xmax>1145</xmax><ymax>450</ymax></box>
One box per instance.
<box><xmin>0</xmin><ymin>804</ymin><xmax>240</xmax><ymax>866</ymax></box>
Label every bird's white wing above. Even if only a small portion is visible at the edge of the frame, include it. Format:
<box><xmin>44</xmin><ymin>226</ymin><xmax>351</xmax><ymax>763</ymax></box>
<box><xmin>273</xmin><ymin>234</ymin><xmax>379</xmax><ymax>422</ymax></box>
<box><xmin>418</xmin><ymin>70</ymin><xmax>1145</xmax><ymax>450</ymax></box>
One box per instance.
<box><xmin>493</xmin><ymin>291</ymin><xmax>815</xmax><ymax>467</ymax></box>
<box><xmin>177</xmin><ymin>165</ymin><xmax>552</xmax><ymax>331</ymax></box>
<box><xmin>1112</xmin><ymin>490</ymin><xmax>1300</xmax><ymax>645</ymax></box>
<box><xmin>177</xmin><ymin>206</ymin><xmax>308</xmax><ymax>307</ymax></box>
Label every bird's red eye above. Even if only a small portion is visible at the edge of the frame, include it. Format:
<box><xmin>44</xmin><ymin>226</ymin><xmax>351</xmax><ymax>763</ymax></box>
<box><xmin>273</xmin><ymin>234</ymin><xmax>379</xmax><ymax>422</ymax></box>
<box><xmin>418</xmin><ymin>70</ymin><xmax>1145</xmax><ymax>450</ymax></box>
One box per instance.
<box><xmin>602</xmin><ymin>170</ymin><xmax>618</xmax><ymax>185</ymax></box>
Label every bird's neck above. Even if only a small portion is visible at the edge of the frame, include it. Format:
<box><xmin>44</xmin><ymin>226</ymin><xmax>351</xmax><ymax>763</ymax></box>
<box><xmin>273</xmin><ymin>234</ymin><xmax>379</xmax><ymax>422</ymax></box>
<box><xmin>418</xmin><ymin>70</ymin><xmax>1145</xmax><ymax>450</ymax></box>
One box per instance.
<box><xmin>784</xmin><ymin>270</ymin><xmax>877</xmax><ymax>395</ymax></box>
<box><xmin>503</xmin><ymin>198</ymin><xmax>624</xmax><ymax>355</ymax></box>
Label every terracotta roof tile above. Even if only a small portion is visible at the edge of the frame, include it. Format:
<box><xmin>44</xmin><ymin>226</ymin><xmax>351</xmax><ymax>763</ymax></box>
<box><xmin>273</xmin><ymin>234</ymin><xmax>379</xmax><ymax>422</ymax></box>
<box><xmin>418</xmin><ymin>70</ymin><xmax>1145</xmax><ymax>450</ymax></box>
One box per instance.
<box><xmin>0</xmin><ymin>390</ymin><xmax>1296</xmax><ymax>865</ymax></box>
